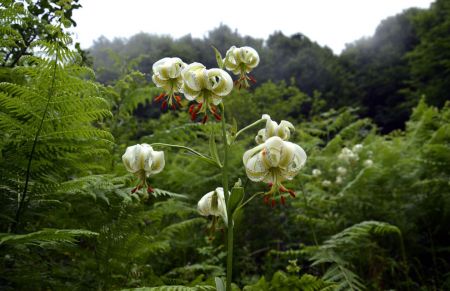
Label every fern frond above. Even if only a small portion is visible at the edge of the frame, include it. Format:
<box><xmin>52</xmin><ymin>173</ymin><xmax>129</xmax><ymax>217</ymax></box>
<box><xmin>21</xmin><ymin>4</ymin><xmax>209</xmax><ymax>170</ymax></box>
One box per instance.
<box><xmin>122</xmin><ymin>286</ymin><xmax>215</xmax><ymax>291</ymax></box>
<box><xmin>0</xmin><ymin>228</ymin><xmax>98</xmax><ymax>246</ymax></box>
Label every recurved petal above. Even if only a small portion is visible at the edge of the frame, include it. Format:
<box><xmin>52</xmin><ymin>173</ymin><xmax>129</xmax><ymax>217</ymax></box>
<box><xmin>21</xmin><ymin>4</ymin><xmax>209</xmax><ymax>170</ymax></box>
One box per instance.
<box><xmin>122</xmin><ymin>144</ymin><xmax>140</xmax><ymax>173</ymax></box>
<box><xmin>152</xmin><ymin>74</ymin><xmax>172</xmax><ymax>91</ymax></box>
<box><xmin>181</xmin><ymin>84</ymin><xmax>201</xmax><ymax>101</ymax></box>
<box><xmin>240</xmin><ymin>46</ymin><xmax>260</xmax><ymax>67</ymax></box>
<box><xmin>140</xmin><ymin>144</ymin><xmax>153</xmax><ymax>173</ymax></box>
<box><xmin>245</xmin><ymin>152</ymin><xmax>270</xmax><ymax>182</ymax></box>
<box><xmin>149</xmin><ymin>150</ymin><xmax>165</xmax><ymax>175</ymax></box>
<box><xmin>152</xmin><ymin>57</ymin><xmax>171</xmax><ymax>75</ymax></box>
<box><xmin>207</xmin><ymin>69</ymin><xmax>233</xmax><ymax>96</ymax></box>
<box><xmin>278</xmin><ymin>120</ymin><xmax>295</xmax><ymax>140</ymax></box>
<box><xmin>255</xmin><ymin>128</ymin><xmax>266</xmax><ymax>144</ymax></box>
<box><xmin>278</xmin><ymin>141</ymin><xmax>307</xmax><ymax>180</ymax></box>
<box><xmin>262</xmin><ymin>136</ymin><xmax>284</xmax><ymax>167</ymax></box>
<box><xmin>263</xmin><ymin>115</ymin><xmax>278</xmax><ymax>138</ymax></box>
<box><xmin>182</xmin><ymin>62</ymin><xmax>207</xmax><ymax>91</ymax></box>
<box><xmin>167</xmin><ymin>58</ymin><xmax>186</xmax><ymax>78</ymax></box>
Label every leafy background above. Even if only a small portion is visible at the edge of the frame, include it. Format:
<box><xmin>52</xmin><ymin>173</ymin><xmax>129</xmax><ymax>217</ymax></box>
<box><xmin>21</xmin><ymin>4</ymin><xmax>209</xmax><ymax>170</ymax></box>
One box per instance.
<box><xmin>0</xmin><ymin>0</ymin><xmax>449</xmax><ymax>290</ymax></box>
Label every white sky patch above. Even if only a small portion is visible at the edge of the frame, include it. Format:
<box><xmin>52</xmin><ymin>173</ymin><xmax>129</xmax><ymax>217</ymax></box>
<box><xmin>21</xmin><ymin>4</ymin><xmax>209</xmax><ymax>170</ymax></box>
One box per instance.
<box><xmin>71</xmin><ymin>0</ymin><xmax>434</xmax><ymax>54</ymax></box>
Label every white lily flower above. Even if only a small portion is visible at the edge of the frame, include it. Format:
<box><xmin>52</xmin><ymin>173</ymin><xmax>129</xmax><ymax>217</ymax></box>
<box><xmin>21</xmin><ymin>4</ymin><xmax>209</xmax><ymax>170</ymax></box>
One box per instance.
<box><xmin>312</xmin><ymin>169</ymin><xmax>322</xmax><ymax>177</ymax></box>
<box><xmin>243</xmin><ymin>136</ymin><xmax>307</xmax><ymax>187</ymax></box>
<box><xmin>337</xmin><ymin>166</ymin><xmax>347</xmax><ymax>176</ymax></box>
<box><xmin>363</xmin><ymin>159</ymin><xmax>374</xmax><ymax>167</ymax></box>
<box><xmin>255</xmin><ymin>114</ymin><xmax>295</xmax><ymax>144</ymax></box>
<box><xmin>224</xmin><ymin>46</ymin><xmax>260</xmax><ymax>75</ymax></box>
<box><xmin>197</xmin><ymin>187</ymin><xmax>228</xmax><ymax>225</ymax></box>
<box><xmin>181</xmin><ymin>62</ymin><xmax>233</xmax><ymax>105</ymax></box>
<box><xmin>223</xmin><ymin>46</ymin><xmax>260</xmax><ymax>88</ymax></box>
<box><xmin>122</xmin><ymin>144</ymin><xmax>165</xmax><ymax>177</ymax></box>
<box><xmin>152</xmin><ymin>57</ymin><xmax>186</xmax><ymax>108</ymax></box>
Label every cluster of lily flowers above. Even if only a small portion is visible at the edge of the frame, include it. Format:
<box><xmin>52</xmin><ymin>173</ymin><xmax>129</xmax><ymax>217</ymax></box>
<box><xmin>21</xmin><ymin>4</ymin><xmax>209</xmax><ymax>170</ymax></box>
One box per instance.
<box><xmin>151</xmin><ymin>46</ymin><xmax>259</xmax><ymax>123</ymax></box>
<box><xmin>312</xmin><ymin>144</ymin><xmax>374</xmax><ymax>187</ymax></box>
<box><xmin>121</xmin><ymin>45</ymin><xmax>309</xmax><ymax>226</ymax></box>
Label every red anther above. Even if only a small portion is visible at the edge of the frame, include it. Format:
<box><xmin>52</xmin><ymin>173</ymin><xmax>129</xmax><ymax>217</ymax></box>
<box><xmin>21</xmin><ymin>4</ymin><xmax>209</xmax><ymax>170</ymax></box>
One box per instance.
<box><xmin>190</xmin><ymin>111</ymin><xmax>197</xmax><ymax>121</ymax></box>
<box><xmin>268</xmin><ymin>182</ymin><xmax>273</xmax><ymax>188</ymax></box>
<box><xmin>279</xmin><ymin>186</ymin><xmax>288</xmax><ymax>193</ymax></box>
<box><xmin>147</xmin><ymin>186</ymin><xmax>154</xmax><ymax>193</ymax></box>
<box><xmin>171</xmin><ymin>103</ymin><xmax>176</xmax><ymax>110</ymax></box>
<box><xmin>288</xmin><ymin>190</ymin><xmax>296</xmax><ymax>198</ymax></box>
<box><xmin>249</xmin><ymin>75</ymin><xmax>257</xmax><ymax>83</ymax></box>
<box><xmin>280</xmin><ymin>196</ymin><xmax>286</xmax><ymax>205</ymax></box>
<box><xmin>161</xmin><ymin>100</ymin><xmax>168</xmax><ymax>110</ymax></box>
<box><xmin>131</xmin><ymin>187</ymin><xmax>138</xmax><ymax>194</ymax></box>
<box><xmin>271</xmin><ymin>199</ymin><xmax>276</xmax><ymax>208</ymax></box>
<box><xmin>234</xmin><ymin>79</ymin><xmax>239</xmax><ymax>86</ymax></box>
<box><xmin>188</xmin><ymin>104</ymin><xmax>195</xmax><ymax>114</ymax></box>
<box><xmin>154</xmin><ymin>92</ymin><xmax>165</xmax><ymax>102</ymax></box>
<box><xmin>213</xmin><ymin>112</ymin><xmax>222</xmax><ymax>121</ymax></box>
<box><xmin>263</xmin><ymin>195</ymin><xmax>270</xmax><ymax>205</ymax></box>
<box><xmin>202</xmin><ymin>114</ymin><xmax>208</xmax><ymax>124</ymax></box>
<box><xmin>174</xmin><ymin>95</ymin><xmax>182</xmax><ymax>103</ymax></box>
<box><xmin>210</xmin><ymin>105</ymin><xmax>217</xmax><ymax>113</ymax></box>
<box><xmin>197</xmin><ymin>102</ymin><xmax>203</xmax><ymax>110</ymax></box>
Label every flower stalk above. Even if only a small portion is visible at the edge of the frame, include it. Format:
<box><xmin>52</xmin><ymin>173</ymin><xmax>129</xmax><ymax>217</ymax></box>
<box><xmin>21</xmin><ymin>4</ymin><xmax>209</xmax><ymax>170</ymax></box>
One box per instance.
<box><xmin>220</xmin><ymin>103</ymin><xmax>234</xmax><ymax>291</ymax></box>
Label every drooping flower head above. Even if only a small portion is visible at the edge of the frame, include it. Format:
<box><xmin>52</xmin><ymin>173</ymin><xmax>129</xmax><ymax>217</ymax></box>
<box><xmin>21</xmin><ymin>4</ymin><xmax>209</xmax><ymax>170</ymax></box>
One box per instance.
<box><xmin>255</xmin><ymin>114</ymin><xmax>295</xmax><ymax>144</ymax></box>
<box><xmin>152</xmin><ymin>57</ymin><xmax>187</xmax><ymax>109</ymax></box>
<box><xmin>181</xmin><ymin>62</ymin><xmax>233</xmax><ymax>122</ymax></box>
<box><xmin>243</xmin><ymin>136</ymin><xmax>307</xmax><ymax>206</ymax></box>
<box><xmin>122</xmin><ymin>144</ymin><xmax>165</xmax><ymax>195</ymax></box>
<box><xmin>224</xmin><ymin>46</ymin><xmax>260</xmax><ymax>88</ymax></box>
<box><xmin>197</xmin><ymin>187</ymin><xmax>228</xmax><ymax>225</ymax></box>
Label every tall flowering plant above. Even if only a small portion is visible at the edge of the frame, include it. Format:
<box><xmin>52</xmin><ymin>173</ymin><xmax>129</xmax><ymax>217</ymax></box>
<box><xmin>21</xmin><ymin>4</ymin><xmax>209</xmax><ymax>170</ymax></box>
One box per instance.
<box><xmin>123</xmin><ymin>46</ymin><xmax>307</xmax><ymax>290</ymax></box>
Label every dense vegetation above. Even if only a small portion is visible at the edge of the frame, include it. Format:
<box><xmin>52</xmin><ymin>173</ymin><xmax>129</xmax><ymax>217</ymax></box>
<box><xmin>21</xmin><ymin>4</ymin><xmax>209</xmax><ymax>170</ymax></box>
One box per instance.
<box><xmin>0</xmin><ymin>0</ymin><xmax>449</xmax><ymax>290</ymax></box>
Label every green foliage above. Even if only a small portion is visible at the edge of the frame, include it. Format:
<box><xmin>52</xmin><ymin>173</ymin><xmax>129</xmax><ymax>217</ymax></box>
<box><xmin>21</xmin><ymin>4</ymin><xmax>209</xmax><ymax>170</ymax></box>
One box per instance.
<box><xmin>0</xmin><ymin>228</ymin><xmax>98</xmax><ymax>246</ymax></box>
<box><xmin>407</xmin><ymin>0</ymin><xmax>450</xmax><ymax>107</ymax></box>
<box><xmin>310</xmin><ymin>221</ymin><xmax>401</xmax><ymax>291</ymax></box>
<box><xmin>243</xmin><ymin>270</ymin><xmax>333</xmax><ymax>291</ymax></box>
<box><xmin>1</xmin><ymin>1</ymin><xmax>450</xmax><ymax>290</ymax></box>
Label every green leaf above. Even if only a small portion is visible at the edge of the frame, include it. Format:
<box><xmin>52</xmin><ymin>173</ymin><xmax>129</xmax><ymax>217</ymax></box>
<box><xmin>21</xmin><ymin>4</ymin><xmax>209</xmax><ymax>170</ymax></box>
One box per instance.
<box><xmin>228</xmin><ymin>186</ymin><xmax>244</xmax><ymax>215</ymax></box>
<box><xmin>212</xmin><ymin>46</ymin><xmax>224</xmax><ymax>69</ymax></box>
<box><xmin>215</xmin><ymin>277</ymin><xmax>226</xmax><ymax>291</ymax></box>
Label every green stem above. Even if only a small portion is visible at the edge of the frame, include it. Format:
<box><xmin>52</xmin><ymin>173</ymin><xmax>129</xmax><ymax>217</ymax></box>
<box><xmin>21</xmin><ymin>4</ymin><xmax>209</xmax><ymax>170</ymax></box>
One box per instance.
<box><xmin>12</xmin><ymin>50</ymin><xmax>59</xmax><ymax>233</ymax></box>
<box><xmin>151</xmin><ymin>142</ymin><xmax>219</xmax><ymax>167</ymax></box>
<box><xmin>220</xmin><ymin>103</ymin><xmax>233</xmax><ymax>291</ymax></box>
<box><xmin>232</xmin><ymin>118</ymin><xmax>266</xmax><ymax>143</ymax></box>
<box><xmin>236</xmin><ymin>192</ymin><xmax>265</xmax><ymax>212</ymax></box>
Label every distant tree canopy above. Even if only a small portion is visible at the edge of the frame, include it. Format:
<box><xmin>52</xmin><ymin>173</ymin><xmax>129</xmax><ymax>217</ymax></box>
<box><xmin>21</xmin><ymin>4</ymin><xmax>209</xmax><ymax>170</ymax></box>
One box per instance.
<box><xmin>88</xmin><ymin>0</ymin><xmax>449</xmax><ymax>133</ymax></box>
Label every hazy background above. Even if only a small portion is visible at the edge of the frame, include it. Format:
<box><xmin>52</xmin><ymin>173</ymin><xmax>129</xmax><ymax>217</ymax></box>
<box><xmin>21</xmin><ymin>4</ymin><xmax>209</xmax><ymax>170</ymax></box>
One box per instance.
<box><xmin>71</xmin><ymin>0</ymin><xmax>433</xmax><ymax>54</ymax></box>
